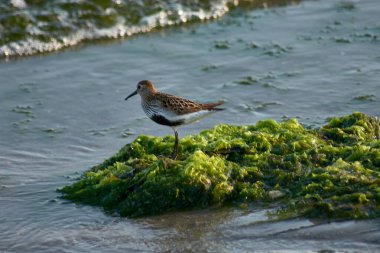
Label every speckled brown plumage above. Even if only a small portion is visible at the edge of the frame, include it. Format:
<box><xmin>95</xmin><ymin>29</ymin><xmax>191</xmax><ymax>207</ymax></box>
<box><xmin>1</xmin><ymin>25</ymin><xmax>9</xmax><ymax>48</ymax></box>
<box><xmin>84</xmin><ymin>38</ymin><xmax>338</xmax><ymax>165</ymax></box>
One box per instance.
<box><xmin>154</xmin><ymin>92</ymin><xmax>223</xmax><ymax>115</ymax></box>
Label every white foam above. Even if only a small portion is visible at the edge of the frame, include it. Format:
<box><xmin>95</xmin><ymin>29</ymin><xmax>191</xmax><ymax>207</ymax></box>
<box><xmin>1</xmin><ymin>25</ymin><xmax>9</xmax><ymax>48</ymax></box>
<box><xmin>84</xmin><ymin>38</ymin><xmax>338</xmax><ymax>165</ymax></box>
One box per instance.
<box><xmin>10</xmin><ymin>0</ymin><xmax>27</xmax><ymax>9</ymax></box>
<box><xmin>0</xmin><ymin>0</ymin><xmax>234</xmax><ymax>57</ymax></box>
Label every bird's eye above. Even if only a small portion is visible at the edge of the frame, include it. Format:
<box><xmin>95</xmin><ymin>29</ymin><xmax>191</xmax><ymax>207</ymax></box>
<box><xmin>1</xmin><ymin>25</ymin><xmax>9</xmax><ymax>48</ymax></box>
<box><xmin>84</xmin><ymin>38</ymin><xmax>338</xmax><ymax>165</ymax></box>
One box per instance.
<box><xmin>137</xmin><ymin>85</ymin><xmax>141</xmax><ymax>89</ymax></box>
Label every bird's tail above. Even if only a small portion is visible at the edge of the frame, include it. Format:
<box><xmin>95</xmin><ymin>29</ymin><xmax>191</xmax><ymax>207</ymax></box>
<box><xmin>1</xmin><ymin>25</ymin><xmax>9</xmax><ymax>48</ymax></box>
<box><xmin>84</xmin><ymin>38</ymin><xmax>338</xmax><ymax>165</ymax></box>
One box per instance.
<box><xmin>201</xmin><ymin>101</ymin><xmax>224</xmax><ymax>111</ymax></box>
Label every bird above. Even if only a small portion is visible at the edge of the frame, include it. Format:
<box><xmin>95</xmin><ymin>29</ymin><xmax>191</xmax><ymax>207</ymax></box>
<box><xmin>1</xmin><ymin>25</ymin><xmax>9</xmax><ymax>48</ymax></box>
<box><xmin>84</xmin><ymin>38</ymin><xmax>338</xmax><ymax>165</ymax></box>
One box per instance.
<box><xmin>125</xmin><ymin>80</ymin><xmax>224</xmax><ymax>159</ymax></box>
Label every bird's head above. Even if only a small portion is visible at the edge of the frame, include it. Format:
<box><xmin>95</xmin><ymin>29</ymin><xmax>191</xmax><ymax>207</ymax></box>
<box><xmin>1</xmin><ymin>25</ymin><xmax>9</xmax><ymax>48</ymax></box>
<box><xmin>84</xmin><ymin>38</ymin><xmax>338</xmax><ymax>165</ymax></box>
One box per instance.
<box><xmin>125</xmin><ymin>80</ymin><xmax>157</xmax><ymax>100</ymax></box>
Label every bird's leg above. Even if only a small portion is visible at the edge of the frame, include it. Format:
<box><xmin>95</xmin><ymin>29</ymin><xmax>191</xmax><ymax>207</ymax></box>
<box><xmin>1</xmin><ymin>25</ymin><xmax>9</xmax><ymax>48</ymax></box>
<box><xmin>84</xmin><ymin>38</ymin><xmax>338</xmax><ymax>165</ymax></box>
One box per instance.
<box><xmin>171</xmin><ymin>128</ymin><xmax>179</xmax><ymax>159</ymax></box>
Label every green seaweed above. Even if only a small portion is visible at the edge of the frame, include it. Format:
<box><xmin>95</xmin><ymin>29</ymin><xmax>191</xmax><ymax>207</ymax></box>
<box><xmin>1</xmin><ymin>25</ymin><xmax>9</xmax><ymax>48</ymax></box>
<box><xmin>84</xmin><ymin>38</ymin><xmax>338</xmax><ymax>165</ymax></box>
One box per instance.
<box><xmin>353</xmin><ymin>94</ymin><xmax>376</xmax><ymax>102</ymax></box>
<box><xmin>59</xmin><ymin>112</ymin><xmax>380</xmax><ymax>219</ymax></box>
<box><xmin>235</xmin><ymin>76</ymin><xmax>258</xmax><ymax>85</ymax></box>
<box><xmin>214</xmin><ymin>40</ymin><xmax>230</xmax><ymax>49</ymax></box>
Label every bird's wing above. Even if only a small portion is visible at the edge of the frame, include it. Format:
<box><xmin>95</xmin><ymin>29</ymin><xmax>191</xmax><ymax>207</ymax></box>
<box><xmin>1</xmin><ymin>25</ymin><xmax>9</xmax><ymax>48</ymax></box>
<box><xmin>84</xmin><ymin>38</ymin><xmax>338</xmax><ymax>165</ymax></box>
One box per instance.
<box><xmin>201</xmin><ymin>101</ymin><xmax>224</xmax><ymax>111</ymax></box>
<box><xmin>157</xmin><ymin>93</ymin><xmax>203</xmax><ymax>115</ymax></box>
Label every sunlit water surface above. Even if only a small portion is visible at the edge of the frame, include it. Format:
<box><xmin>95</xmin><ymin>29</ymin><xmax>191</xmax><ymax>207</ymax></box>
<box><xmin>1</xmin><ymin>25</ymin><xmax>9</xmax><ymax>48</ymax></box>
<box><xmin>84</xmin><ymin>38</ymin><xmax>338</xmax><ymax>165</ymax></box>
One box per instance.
<box><xmin>1</xmin><ymin>0</ymin><xmax>380</xmax><ymax>252</ymax></box>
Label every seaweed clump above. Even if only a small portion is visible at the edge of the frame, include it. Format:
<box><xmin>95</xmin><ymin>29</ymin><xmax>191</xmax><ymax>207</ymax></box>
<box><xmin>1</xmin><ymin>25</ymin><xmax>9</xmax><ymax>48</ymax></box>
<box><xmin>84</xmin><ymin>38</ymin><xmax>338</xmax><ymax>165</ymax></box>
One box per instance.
<box><xmin>59</xmin><ymin>112</ymin><xmax>380</xmax><ymax>219</ymax></box>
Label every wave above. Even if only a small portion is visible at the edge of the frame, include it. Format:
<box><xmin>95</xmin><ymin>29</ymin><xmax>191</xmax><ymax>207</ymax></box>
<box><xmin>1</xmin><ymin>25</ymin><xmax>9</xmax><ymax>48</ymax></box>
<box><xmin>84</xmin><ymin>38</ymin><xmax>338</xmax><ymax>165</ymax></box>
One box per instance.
<box><xmin>0</xmin><ymin>0</ymin><xmax>298</xmax><ymax>58</ymax></box>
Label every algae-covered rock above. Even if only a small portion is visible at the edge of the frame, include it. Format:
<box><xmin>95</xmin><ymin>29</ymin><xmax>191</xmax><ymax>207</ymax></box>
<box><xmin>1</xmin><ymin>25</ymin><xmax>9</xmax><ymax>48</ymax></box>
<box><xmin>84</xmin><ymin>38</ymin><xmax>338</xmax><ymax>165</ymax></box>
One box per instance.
<box><xmin>59</xmin><ymin>112</ymin><xmax>380</xmax><ymax>219</ymax></box>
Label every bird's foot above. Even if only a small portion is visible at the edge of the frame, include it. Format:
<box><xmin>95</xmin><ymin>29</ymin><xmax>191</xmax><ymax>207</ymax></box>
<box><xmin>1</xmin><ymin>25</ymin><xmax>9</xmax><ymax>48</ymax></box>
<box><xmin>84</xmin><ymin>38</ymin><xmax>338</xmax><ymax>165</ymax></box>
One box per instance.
<box><xmin>170</xmin><ymin>151</ymin><xmax>177</xmax><ymax>160</ymax></box>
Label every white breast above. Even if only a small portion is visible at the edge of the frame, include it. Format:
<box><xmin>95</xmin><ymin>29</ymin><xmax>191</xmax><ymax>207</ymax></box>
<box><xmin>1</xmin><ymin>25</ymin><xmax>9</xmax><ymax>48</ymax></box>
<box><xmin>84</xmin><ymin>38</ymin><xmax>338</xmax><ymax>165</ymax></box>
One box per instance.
<box><xmin>141</xmin><ymin>101</ymin><xmax>158</xmax><ymax>118</ymax></box>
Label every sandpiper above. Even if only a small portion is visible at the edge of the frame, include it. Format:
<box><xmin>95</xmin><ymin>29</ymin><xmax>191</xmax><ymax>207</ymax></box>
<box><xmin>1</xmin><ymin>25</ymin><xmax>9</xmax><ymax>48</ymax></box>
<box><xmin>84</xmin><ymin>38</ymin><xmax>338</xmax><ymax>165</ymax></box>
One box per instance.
<box><xmin>125</xmin><ymin>80</ymin><xmax>224</xmax><ymax>159</ymax></box>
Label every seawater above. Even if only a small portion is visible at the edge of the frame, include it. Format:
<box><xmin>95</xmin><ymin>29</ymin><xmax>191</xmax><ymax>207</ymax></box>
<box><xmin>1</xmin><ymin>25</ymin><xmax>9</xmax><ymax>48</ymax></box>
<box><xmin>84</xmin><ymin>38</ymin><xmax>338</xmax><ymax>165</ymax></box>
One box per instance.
<box><xmin>0</xmin><ymin>0</ymin><xmax>296</xmax><ymax>57</ymax></box>
<box><xmin>1</xmin><ymin>0</ymin><xmax>380</xmax><ymax>252</ymax></box>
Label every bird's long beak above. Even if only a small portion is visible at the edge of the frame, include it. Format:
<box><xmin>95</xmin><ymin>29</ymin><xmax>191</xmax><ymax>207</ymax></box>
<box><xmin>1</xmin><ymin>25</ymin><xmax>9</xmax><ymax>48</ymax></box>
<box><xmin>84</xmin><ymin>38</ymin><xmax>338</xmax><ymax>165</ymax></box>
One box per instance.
<box><xmin>125</xmin><ymin>90</ymin><xmax>137</xmax><ymax>101</ymax></box>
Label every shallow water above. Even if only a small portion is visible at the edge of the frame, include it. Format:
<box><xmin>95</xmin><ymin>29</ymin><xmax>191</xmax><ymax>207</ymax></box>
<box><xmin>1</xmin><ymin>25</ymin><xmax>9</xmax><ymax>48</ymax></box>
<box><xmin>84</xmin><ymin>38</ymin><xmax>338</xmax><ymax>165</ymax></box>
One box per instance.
<box><xmin>0</xmin><ymin>0</ymin><xmax>297</xmax><ymax>57</ymax></box>
<box><xmin>1</xmin><ymin>0</ymin><xmax>380</xmax><ymax>252</ymax></box>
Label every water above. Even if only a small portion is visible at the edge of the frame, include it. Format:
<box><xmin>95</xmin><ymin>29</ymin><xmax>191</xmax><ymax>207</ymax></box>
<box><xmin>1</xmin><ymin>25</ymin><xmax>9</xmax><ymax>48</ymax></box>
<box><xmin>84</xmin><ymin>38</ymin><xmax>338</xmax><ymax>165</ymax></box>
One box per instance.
<box><xmin>1</xmin><ymin>0</ymin><xmax>380</xmax><ymax>252</ymax></box>
<box><xmin>0</xmin><ymin>0</ymin><xmax>294</xmax><ymax>57</ymax></box>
